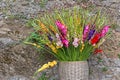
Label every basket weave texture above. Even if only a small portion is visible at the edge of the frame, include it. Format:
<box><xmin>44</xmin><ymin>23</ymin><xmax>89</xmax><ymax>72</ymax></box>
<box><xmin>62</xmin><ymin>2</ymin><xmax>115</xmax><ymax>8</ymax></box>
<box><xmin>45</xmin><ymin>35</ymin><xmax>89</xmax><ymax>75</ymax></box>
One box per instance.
<box><xmin>58</xmin><ymin>61</ymin><xmax>89</xmax><ymax>80</ymax></box>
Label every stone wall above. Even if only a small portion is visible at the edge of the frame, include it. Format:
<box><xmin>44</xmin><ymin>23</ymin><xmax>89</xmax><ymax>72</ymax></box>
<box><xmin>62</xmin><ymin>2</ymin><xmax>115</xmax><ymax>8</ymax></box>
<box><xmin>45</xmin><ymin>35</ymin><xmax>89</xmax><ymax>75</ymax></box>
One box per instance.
<box><xmin>0</xmin><ymin>0</ymin><xmax>120</xmax><ymax>80</ymax></box>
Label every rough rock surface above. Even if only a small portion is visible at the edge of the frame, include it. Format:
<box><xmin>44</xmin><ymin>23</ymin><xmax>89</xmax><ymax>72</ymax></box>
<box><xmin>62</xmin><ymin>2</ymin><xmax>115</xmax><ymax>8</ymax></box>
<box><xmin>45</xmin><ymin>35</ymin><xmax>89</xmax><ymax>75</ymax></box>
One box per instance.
<box><xmin>0</xmin><ymin>0</ymin><xmax>120</xmax><ymax>80</ymax></box>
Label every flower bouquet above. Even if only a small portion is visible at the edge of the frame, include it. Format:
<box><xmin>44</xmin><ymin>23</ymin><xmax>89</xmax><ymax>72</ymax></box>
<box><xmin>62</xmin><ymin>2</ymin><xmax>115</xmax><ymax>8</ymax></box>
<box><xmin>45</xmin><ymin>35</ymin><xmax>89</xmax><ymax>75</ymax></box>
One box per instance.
<box><xmin>25</xmin><ymin>8</ymin><xmax>110</xmax><ymax>80</ymax></box>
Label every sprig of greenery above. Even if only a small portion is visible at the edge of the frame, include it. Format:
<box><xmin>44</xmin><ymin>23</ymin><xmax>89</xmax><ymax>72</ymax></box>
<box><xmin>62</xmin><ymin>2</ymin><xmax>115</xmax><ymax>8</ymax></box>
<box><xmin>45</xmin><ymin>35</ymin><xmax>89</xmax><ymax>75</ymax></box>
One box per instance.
<box><xmin>37</xmin><ymin>72</ymin><xmax>48</xmax><ymax>80</ymax></box>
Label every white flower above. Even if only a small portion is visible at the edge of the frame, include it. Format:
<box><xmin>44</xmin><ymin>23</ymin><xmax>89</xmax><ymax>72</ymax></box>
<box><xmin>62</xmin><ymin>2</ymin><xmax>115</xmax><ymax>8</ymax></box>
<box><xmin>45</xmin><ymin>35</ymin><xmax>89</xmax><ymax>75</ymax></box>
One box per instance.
<box><xmin>72</xmin><ymin>38</ymin><xmax>79</xmax><ymax>47</ymax></box>
<box><xmin>72</xmin><ymin>42</ymin><xmax>79</xmax><ymax>47</ymax></box>
<box><xmin>56</xmin><ymin>33</ymin><xmax>60</xmax><ymax>39</ymax></box>
<box><xmin>56</xmin><ymin>41</ymin><xmax>63</xmax><ymax>47</ymax></box>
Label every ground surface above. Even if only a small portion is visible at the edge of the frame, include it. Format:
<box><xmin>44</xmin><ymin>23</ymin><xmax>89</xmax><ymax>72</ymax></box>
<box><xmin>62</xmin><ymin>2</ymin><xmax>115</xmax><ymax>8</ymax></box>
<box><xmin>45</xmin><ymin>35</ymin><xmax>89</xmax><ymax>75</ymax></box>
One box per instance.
<box><xmin>0</xmin><ymin>0</ymin><xmax>120</xmax><ymax>80</ymax></box>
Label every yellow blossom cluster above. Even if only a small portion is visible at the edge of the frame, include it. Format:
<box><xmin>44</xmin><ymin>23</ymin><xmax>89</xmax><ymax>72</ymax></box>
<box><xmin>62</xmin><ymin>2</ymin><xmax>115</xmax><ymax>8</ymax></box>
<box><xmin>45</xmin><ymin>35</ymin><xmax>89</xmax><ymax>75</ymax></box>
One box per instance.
<box><xmin>37</xmin><ymin>60</ymin><xmax>57</xmax><ymax>73</ymax></box>
<box><xmin>47</xmin><ymin>43</ymin><xmax>57</xmax><ymax>53</ymax></box>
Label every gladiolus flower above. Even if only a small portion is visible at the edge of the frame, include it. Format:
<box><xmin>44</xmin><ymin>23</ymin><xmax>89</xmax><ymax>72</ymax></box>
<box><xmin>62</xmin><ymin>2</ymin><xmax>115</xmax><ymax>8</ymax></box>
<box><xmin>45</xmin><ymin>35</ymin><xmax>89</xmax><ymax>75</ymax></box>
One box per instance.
<box><xmin>94</xmin><ymin>49</ymin><xmax>103</xmax><ymax>54</ymax></box>
<box><xmin>100</xmin><ymin>26</ymin><xmax>110</xmax><ymax>38</ymax></box>
<box><xmin>61</xmin><ymin>29</ymin><xmax>67</xmax><ymax>37</ymax></box>
<box><xmin>56</xmin><ymin>41</ymin><xmax>63</xmax><ymax>48</ymax></box>
<box><xmin>62</xmin><ymin>39</ymin><xmax>69</xmax><ymax>47</ymax></box>
<box><xmin>83</xmin><ymin>24</ymin><xmax>90</xmax><ymax>41</ymax></box>
<box><xmin>55</xmin><ymin>20</ymin><xmax>67</xmax><ymax>37</ymax></box>
<box><xmin>60</xmin><ymin>35</ymin><xmax>69</xmax><ymax>47</ymax></box>
<box><xmin>49</xmin><ymin>25</ymin><xmax>56</xmax><ymax>34</ymax></box>
<box><xmin>80</xmin><ymin>41</ymin><xmax>85</xmax><ymax>52</ymax></box>
<box><xmin>72</xmin><ymin>38</ymin><xmax>79</xmax><ymax>47</ymax></box>
<box><xmin>24</xmin><ymin>42</ymin><xmax>40</xmax><ymax>48</ymax></box>
<box><xmin>48</xmin><ymin>60</ymin><xmax>57</xmax><ymax>67</ymax></box>
<box><xmin>37</xmin><ymin>64</ymin><xmax>49</xmax><ymax>72</ymax></box>
<box><xmin>35</xmin><ymin>60</ymin><xmax>57</xmax><ymax>73</ymax></box>
<box><xmin>55</xmin><ymin>20</ymin><xmax>65</xmax><ymax>30</ymax></box>
<box><xmin>37</xmin><ymin>20</ymin><xmax>49</xmax><ymax>33</ymax></box>
<box><xmin>47</xmin><ymin>43</ymin><xmax>57</xmax><ymax>53</ymax></box>
<box><xmin>90</xmin><ymin>33</ymin><xmax>101</xmax><ymax>45</ymax></box>
<box><xmin>73</xmin><ymin>42</ymin><xmax>79</xmax><ymax>47</ymax></box>
<box><xmin>87</xmin><ymin>29</ymin><xmax>95</xmax><ymax>40</ymax></box>
<box><xmin>48</xmin><ymin>34</ymin><xmax>53</xmax><ymax>41</ymax></box>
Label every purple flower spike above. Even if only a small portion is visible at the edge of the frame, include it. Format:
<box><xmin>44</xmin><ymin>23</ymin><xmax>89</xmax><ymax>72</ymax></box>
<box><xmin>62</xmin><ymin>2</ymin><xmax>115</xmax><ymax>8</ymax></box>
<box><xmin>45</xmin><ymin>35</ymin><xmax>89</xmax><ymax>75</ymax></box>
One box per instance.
<box><xmin>87</xmin><ymin>29</ymin><xmax>95</xmax><ymax>40</ymax></box>
<box><xmin>48</xmin><ymin>34</ymin><xmax>53</xmax><ymax>41</ymax></box>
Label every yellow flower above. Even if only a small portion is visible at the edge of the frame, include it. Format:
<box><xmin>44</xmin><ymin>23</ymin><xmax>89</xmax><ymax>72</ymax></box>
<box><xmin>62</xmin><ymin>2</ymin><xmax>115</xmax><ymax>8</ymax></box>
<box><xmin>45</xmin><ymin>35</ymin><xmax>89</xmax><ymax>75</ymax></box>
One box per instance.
<box><xmin>80</xmin><ymin>41</ymin><xmax>85</xmax><ymax>52</ymax></box>
<box><xmin>52</xmin><ymin>60</ymin><xmax>57</xmax><ymax>65</ymax></box>
<box><xmin>36</xmin><ymin>60</ymin><xmax>57</xmax><ymax>73</ymax></box>
<box><xmin>47</xmin><ymin>43</ymin><xmax>57</xmax><ymax>53</ymax></box>
<box><xmin>49</xmin><ymin>25</ymin><xmax>56</xmax><ymax>34</ymax></box>
<box><xmin>37</xmin><ymin>20</ymin><xmax>49</xmax><ymax>33</ymax></box>
<box><xmin>76</xmin><ymin>17</ymin><xmax>80</xmax><ymax>25</ymax></box>
<box><xmin>48</xmin><ymin>60</ymin><xmax>57</xmax><ymax>67</ymax></box>
<box><xmin>56</xmin><ymin>46</ymin><xmax>62</xmax><ymax>49</ymax></box>
<box><xmin>37</xmin><ymin>64</ymin><xmax>49</xmax><ymax>72</ymax></box>
<box><xmin>24</xmin><ymin>42</ymin><xmax>41</xmax><ymax>48</ymax></box>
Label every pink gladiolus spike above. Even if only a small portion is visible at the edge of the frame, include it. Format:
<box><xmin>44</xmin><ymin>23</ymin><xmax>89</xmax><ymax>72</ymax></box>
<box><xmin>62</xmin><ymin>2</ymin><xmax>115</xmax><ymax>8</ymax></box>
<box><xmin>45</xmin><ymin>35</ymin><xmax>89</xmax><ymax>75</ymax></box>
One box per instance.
<box><xmin>55</xmin><ymin>20</ymin><xmax>67</xmax><ymax>37</ymax></box>
<box><xmin>101</xmin><ymin>26</ymin><xmax>110</xmax><ymax>37</ymax></box>
<box><xmin>61</xmin><ymin>29</ymin><xmax>67</xmax><ymax>36</ymax></box>
<box><xmin>62</xmin><ymin>39</ymin><xmax>69</xmax><ymax>47</ymax></box>
<box><xmin>83</xmin><ymin>25</ymin><xmax>90</xmax><ymax>41</ymax></box>
<box><xmin>55</xmin><ymin>20</ymin><xmax>65</xmax><ymax>30</ymax></box>
<box><xmin>61</xmin><ymin>36</ymin><xmax>69</xmax><ymax>47</ymax></box>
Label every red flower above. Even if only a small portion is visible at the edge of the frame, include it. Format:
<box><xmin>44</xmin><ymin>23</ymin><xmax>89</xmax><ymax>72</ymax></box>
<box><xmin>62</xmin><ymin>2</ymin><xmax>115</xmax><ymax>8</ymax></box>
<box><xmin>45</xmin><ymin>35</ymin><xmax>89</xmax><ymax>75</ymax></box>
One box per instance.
<box><xmin>94</xmin><ymin>49</ymin><xmax>103</xmax><ymax>54</ymax></box>
<box><xmin>90</xmin><ymin>33</ymin><xmax>101</xmax><ymax>45</ymax></box>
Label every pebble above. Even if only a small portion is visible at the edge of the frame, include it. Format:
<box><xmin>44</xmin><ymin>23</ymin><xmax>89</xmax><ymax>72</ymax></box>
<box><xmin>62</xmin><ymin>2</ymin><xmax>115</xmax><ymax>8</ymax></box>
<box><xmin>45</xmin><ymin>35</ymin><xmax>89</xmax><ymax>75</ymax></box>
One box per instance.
<box><xmin>8</xmin><ymin>75</ymin><xmax>29</xmax><ymax>80</ymax></box>
<box><xmin>115</xmin><ymin>26</ymin><xmax>120</xmax><ymax>32</ymax></box>
<box><xmin>0</xmin><ymin>20</ymin><xmax>5</xmax><ymax>27</ymax></box>
<box><xmin>0</xmin><ymin>38</ymin><xmax>14</xmax><ymax>45</ymax></box>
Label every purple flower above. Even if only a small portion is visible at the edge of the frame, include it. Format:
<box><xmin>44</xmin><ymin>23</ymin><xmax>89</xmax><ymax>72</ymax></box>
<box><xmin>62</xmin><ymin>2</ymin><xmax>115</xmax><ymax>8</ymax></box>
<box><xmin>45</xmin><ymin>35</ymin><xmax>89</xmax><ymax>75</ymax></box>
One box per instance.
<box><xmin>48</xmin><ymin>34</ymin><xmax>53</xmax><ymax>41</ymax></box>
<box><xmin>87</xmin><ymin>29</ymin><xmax>95</xmax><ymax>40</ymax></box>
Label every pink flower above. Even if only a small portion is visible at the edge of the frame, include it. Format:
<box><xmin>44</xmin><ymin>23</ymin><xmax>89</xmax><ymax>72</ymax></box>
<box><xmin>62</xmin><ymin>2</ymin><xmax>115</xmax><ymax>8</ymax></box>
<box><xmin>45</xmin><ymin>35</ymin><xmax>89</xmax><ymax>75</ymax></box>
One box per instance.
<box><xmin>72</xmin><ymin>38</ymin><xmax>79</xmax><ymax>47</ymax></box>
<box><xmin>62</xmin><ymin>39</ymin><xmax>69</xmax><ymax>47</ymax></box>
<box><xmin>83</xmin><ymin>24</ymin><xmax>90</xmax><ymax>41</ymax></box>
<box><xmin>55</xmin><ymin>20</ymin><xmax>67</xmax><ymax>37</ymax></box>
<box><xmin>60</xmin><ymin>36</ymin><xmax>69</xmax><ymax>47</ymax></box>
<box><xmin>100</xmin><ymin>26</ymin><xmax>110</xmax><ymax>37</ymax></box>
<box><xmin>61</xmin><ymin>29</ymin><xmax>67</xmax><ymax>37</ymax></box>
<box><xmin>74</xmin><ymin>38</ymin><xmax>79</xmax><ymax>42</ymax></box>
<box><xmin>55</xmin><ymin>20</ymin><xmax>65</xmax><ymax>30</ymax></box>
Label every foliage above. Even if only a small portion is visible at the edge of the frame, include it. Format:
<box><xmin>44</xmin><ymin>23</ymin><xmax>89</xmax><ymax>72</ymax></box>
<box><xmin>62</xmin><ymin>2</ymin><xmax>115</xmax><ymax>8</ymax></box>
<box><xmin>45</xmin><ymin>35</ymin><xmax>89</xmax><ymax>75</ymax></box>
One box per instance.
<box><xmin>37</xmin><ymin>72</ymin><xmax>48</xmax><ymax>80</ymax></box>
<box><xmin>118</xmin><ymin>54</ymin><xmax>120</xmax><ymax>59</ymax></box>
<box><xmin>39</xmin><ymin>0</ymin><xmax>48</xmax><ymax>8</ymax></box>
<box><xmin>102</xmin><ymin>67</ymin><xmax>108</xmax><ymax>72</ymax></box>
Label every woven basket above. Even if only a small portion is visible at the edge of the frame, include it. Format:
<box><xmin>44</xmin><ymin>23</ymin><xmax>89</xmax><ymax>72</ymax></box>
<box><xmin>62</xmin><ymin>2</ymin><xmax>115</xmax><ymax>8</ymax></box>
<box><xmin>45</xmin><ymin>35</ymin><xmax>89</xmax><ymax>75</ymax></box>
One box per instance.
<box><xmin>58</xmin><ymin>61</ymin><xmax>89</xmax><ymax>80</ymax></box>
